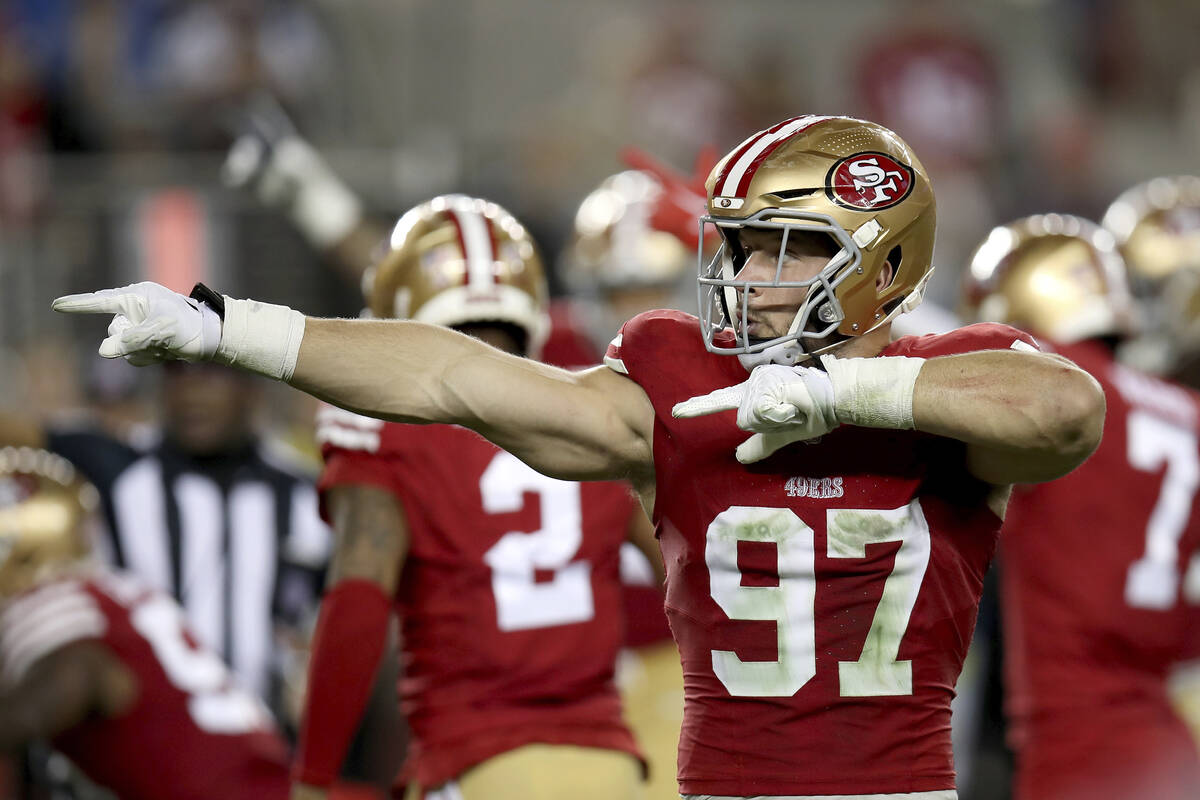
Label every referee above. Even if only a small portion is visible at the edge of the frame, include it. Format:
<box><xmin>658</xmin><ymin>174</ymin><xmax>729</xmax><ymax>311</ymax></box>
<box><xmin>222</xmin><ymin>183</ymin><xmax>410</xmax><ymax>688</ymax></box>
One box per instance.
<box><xmin>2</xmin><ymin>360</ymin><xmax>330</xmax><ymax>711</ymax></box>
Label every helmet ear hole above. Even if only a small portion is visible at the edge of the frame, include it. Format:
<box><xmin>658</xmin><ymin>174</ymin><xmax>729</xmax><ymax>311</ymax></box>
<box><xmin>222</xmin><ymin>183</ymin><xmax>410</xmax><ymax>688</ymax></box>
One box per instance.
<box><xmin>880</xmin><ymin>246</ymin><xmax>902</xmax><ymax>292</ymax></box>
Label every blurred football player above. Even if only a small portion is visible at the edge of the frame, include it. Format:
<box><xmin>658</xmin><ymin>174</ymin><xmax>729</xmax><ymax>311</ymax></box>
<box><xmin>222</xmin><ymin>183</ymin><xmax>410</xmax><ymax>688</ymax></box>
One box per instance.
<box><xmin>962</xmin><ymin>213</ymin><xmax>1200</xmax><ymax>799</ymax></box>
<box><xmin>559</xmin><ymin>154</ymin><xmax>710</xmax><ymax>348</ymax></box>
<box><xmin>1102</xmin><ymin>176</ymin><xmax>1200</xmax><ymax>383</ymax></box>
<box><xmin>0</xmin><ymin>446</ymin><xmax>293</xmax><ymax>800</ymax></box>
<box><xmin>1102</xmin><ymin>177</ymin><xmax>1200</xmax><ymax>749</ymax></box>
<box><xmin>56</xmin><ymin>114</ymin><xmax>1105</xmax><ymax>799</ymax></box>
<box><xmin>290</xmin><ymin>195</ymin><xmax>657</xmax><ymax>800</ymax></box>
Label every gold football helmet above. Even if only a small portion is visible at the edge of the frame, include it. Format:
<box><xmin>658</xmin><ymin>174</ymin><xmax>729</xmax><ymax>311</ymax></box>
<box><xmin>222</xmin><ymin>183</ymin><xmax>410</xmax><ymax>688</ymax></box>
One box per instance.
<box><xmin>1101</xmin><ymin>176</ymin><xmax>1200</xmax><ymax>284</ymax></box>
<box><xmin>961</xmin><ymin>214</ymin><xmax>1134</xmax><ymax>343</ymax></box>
<box><xmin>698</xmin><ymin>115</ymin><xmax>936</xmax><ymax>365</ymax></box>
<box><xmin>561</xmin><ymin>170</ymin><xmax>693</xmax><ymax>293</ymax></box>
<box><xmin>0</xmin><ymin>447</ymin><xmax>97</xmax><ymax>598</ymax></box>
<box><xmin>365</xmin><ymin>194</ymin><xmax>550</xmax><ymax>356</ymax></box>
<box><xmin>1102</xmin><ymin>177</ymin><xmax>1200</xmax><ymax>379</ymax></box>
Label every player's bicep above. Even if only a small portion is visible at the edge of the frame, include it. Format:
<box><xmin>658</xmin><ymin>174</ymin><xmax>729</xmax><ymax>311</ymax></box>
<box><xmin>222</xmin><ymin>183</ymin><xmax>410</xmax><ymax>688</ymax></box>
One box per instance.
<box><xmin>474</xmin><ymin>364</ymin><xmax>656</xmax><ymax>484</ymax></box>
<box><xmin>325</xmin><ymin>484</ymin><xmax>408</xmax><ymax>594</ymax></box>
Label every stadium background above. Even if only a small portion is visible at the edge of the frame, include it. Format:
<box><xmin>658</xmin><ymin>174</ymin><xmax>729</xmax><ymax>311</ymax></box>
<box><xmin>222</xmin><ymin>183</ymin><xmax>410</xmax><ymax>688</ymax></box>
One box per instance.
<box><xmin>1</xmin><ymin>0</ymin><xmax>1198</xmax><ymax>798</ymax></box>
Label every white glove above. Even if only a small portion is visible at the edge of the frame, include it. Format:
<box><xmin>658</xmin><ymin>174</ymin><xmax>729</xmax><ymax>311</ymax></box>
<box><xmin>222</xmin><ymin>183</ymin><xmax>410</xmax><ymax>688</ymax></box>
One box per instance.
<box><xmin>672</xmin><ymin>364</ymin><xmax>838</xmax><ymax>463</ymax></box>
<box><xmin>671</xmin><ymin>354</ymin><xmax>927</xmax><ymax>464</ymax></box>
<box><xmin>52</xmin><ymin>282</ymin><xmax>221</xmax><ymax>365</ymax></box>
<box><xmin>53</xmin><ymin>282</ymin><xmax>307</xmax><ymax>381</ymax></box>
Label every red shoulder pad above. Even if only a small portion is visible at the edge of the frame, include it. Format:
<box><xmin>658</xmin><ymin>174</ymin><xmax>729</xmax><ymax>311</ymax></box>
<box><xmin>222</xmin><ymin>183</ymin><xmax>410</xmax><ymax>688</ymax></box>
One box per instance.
<box><xmin>887</xmin><ymin>322</ymin><xmax>1041</xmax><ymax>359</ymax></box>
<box><xmin>604</xmin><ymin>309</ymin><xmax>699</xmax><ymax>379</ymax></box>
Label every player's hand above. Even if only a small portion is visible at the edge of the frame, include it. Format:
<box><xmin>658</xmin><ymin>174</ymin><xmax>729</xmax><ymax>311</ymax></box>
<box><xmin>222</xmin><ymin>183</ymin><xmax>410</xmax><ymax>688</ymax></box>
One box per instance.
<box><xmin>51</xmin><ymin>282</ymin><xmax>221</xmax><ymax>365</ymax></box>
<box><xmin>672</xmin><ymin>364</ymin><xmax>837</xmax><ymax>463</ymax></box>
<box><xmin>222</xmin><ymin>95</ymin><xmax>361</xmax><ymax>248</ymax></box>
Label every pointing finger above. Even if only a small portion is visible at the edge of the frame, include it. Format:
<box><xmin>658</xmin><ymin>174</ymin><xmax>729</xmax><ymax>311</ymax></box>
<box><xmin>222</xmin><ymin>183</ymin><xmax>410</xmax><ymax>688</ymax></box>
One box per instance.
<box><xmin>52</xmin><ymin>289</ymin><xmax>146</xmax><ymax>320</ymax></box>
<box><xmin>672</xmin><ymin>385</ymin><xmax>746</xmax><ymax>419</ymax></box>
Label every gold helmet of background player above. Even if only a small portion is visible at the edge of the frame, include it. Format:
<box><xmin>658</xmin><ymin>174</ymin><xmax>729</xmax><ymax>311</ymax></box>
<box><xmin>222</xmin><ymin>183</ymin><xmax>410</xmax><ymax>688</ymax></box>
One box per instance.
<box><xmin>1102</xmin><ymin>177</ymin><xmax>1200</xmax><ymax>379</ymax></box>
<box><xmin>561</xmin><ymin>170</ymin><xmax>693</xmax><ymax>293</ymax></box>
<box><xmin>961</xmin><ymin>213</ymin><xmax>1134</xmax><ymax>343</ymax></box>
<box><xmin>698</xmin><ymin>115</ymin><xmax>936</xmax><ymax>366</ymax></box>
<box><xmin>0</xmin><ymin>447</ymin><xmax>97</xmax><ymax>598</ymax></box>
<box><xmin>365</xmin><ymin>194</ymin><xmax>550</xmax><ymax>356</ymax></box>
<box><xmin>1101</xmin><ymin>176</ymin><xmax>1200</xmax><ymax>285</ymax></box>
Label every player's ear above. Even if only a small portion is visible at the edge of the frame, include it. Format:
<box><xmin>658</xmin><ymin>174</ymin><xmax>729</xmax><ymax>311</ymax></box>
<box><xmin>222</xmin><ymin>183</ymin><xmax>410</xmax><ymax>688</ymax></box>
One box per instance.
<box><xmin>875</xmin><ymin>259</ymin><xmax>895</xmax><ymax>292</ymax></box>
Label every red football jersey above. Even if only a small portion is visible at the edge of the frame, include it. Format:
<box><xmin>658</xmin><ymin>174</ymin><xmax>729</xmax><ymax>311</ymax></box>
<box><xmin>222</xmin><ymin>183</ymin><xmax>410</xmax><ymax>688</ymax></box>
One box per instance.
<box><xmin>1001</xmin><ymin>340</ymin><xmax>1200</xmax><ymax>800</ymax></box>
<box><xmin>0</xmin><ymin>572</ymin><xmax>289</xmax><ymax>800</ymax></box>
<box><xmin>604</xmin><ymin>311</ymin><xmax>1031</xmax><ymax>797</ymax></box>
<box><xmin>316</xmin><ymin>415</ymin><xmax>644</xmax><ymax>788</ymax></box>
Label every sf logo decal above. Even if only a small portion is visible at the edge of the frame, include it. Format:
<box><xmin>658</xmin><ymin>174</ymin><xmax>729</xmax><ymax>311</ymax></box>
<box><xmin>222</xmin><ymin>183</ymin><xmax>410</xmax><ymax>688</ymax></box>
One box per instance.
<box><xmin>826</xmin><ymin>153</ymin><xmax>915</xmax><ymax>211</ymax></box>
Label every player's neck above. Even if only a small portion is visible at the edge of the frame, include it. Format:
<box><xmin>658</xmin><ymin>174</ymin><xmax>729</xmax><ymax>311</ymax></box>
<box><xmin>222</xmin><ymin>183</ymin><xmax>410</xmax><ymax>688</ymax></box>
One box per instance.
<box><xmin>828</xmin><ymin>325</ymin><xmax>891</xmax><ymax>360</ymax></box>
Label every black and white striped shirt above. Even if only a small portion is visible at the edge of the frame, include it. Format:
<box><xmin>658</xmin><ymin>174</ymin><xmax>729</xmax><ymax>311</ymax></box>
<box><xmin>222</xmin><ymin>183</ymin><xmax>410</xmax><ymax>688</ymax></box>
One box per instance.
<box><xmin>46</xmin><ymin>426</ymin><xmax>331</xmax><ymax>704</ymax></box>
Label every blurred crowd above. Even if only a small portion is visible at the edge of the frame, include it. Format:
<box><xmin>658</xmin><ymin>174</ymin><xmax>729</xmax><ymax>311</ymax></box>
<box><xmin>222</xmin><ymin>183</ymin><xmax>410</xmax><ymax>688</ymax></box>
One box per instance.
<box><xmin>2</xmin><ymin>1</ymin><xmax>1200</xmax><ymax>799</ymax></box>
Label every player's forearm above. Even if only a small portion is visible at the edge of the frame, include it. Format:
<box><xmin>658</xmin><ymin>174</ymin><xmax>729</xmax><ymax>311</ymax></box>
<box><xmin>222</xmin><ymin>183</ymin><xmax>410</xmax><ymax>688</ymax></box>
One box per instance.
<box><xmin>290</xmin><ymin>317</ymin><xmax>497</xmax><ymax>426</ymax></box>
<box><xmin>912</xmin><ymin>351</ymin><xmax>1105</xmax><ymax>475</ymax></box>
<box><xmin>291</xmin><ymin>317</ymin><xmax>648</xmax><ymax>481</ymax></box>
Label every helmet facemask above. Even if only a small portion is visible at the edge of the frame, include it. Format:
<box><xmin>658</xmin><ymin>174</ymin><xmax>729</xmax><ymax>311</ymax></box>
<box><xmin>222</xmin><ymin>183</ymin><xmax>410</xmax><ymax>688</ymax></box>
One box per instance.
<box><xmin>698</xmin><ymin>208</ymin><xmax>867</xmax><ymax>367</ymax></box>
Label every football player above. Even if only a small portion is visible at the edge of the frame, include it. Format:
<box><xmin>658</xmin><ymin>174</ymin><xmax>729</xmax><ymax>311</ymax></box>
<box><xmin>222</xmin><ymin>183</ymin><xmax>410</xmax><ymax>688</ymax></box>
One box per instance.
<box><xmin>1102</xmin><ymin>176</ymin><xmax>1200</xmax><ymax>385</ymax></box>
<box><xmin>1102</xmin><ymin>177</ymin><xmax>1200</xmax><ymax>748</ymax></box>
<box><xmin>291</xmin><ymin>195</ymin><xmax>656</xmax><ymax>800</ymax></box>
<box><xmin>961</xmin><ymin>213</ymin><xmax>1200</xmax><ymax>799</ymax></box>
<box><xmin>55</xmin><ymin>114</ymin><xmax>1105</xmax><ymax>799</ymax></box>
<box><xmin>0</xmin><ymin>446</ymin><xmax>294</xmax><ymax>800</ymax></box>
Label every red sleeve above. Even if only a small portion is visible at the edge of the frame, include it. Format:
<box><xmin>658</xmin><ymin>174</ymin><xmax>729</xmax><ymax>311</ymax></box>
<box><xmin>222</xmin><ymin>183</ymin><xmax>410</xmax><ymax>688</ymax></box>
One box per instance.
<box><xmin>292</xmin><ymin>579</ymin><xmax>393</xmax><ymax>788</ymax></box>
<box><xmin>888</xmin><ymin>322</ymin><xmax>1041</xmax><ymax>359</ymax></box>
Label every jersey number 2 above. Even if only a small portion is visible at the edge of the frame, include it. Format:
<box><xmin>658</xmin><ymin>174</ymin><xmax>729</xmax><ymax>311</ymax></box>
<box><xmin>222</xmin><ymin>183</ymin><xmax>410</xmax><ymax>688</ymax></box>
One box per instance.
<box><xmin>706</xmin><ymin>501</ymin><xmax>930</xmax><ymax>697</ymax></box>
<box><xmin>481</xmin><ymin>452</ymin><xmax>594</xmax><ymax>631</ymax></box>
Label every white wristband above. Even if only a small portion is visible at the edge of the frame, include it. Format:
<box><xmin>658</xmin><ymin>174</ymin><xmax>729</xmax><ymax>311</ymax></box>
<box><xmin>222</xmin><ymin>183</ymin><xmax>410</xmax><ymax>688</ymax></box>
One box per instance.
<box><xmin>820</xmin><ymin>354</ymin><xmax>925</xmax><ymax>430</ymax></box>
<box><xmin>214</xmin><ymin>296</ymin><xmax>306</xmax><ymax>381</ymax></box>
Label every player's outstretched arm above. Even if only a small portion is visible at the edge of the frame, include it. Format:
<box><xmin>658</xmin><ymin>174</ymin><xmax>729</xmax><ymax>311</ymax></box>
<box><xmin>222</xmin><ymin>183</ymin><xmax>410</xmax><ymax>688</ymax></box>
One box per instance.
<box><xmin>295</xmin><ymin>318</ymin><xmax>655</xmax><ymax>483</ymax></box>
<box><xmin>52</xmin><ymin>283</ymin><xmax>656</xmax><ymax>485</ymax></box>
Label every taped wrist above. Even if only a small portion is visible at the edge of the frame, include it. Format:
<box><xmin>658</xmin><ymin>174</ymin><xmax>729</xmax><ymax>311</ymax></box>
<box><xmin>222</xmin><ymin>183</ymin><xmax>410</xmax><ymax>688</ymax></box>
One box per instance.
<box><xmin>820</xmin><ymin>354</ymin><xmax>925</xmax><ymax>430</ymax></box>
<box><xmin>293</xmin><ymin>579</ymin><xmax>392</xmax><ymax>788</ymax></box>
<box><xmin>214</xmin><ymin>296</ymin><xmax>306</xmax><ymax>381</ymax></box>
